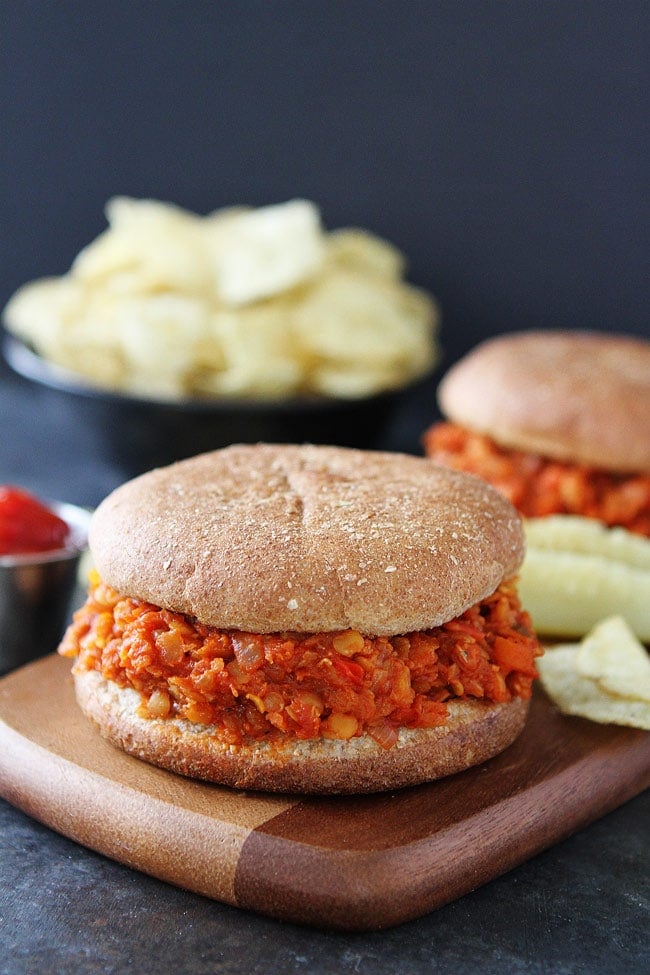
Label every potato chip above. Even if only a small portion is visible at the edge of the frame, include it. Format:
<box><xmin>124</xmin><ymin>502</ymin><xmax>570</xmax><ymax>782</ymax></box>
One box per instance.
<box><xmin>291</xmin><ymin>268</ymin><xmax>437</xmax><ymax>396</ymax></box>
<box><xmin>59</xmin><ymin>345</ymin><xmax>126</xmax><ymax>389</ymax></box>
<box><xmin>538</xmin><ymin>645</ymin><xmax>650</xmax><ymax>730</ymax></box>
<box><xmin>311</xmin><ymin>363</ymin><xmax>409</xmax><ymax>399</ymax></box>
<box><xmin>210</xmin><ymin>200</ymin><xmax>326</xmax><ymax>306</ymax></box>
<box><xmin>73</xmin><ymin>197</ymin><xmax>210</xmax><ymax>297</ymax></box>
<box><xmin>202</xmin><ymin>306</ymin><xmax>304</xmax><ymax>398</ymax></box>
<box><xmin>3</xmin><ymin>278</ymin><xmax>84</xmax><ymax>357</ymax></box>
<box><xmin>328</xmin><ymin>228</ymin><xmax>406</xmax><ymax>279</ymax></box>
<box><xmin>575</xmin><ymin>616</ymin><xmax>650</xmax><ymax>702</ymax></box>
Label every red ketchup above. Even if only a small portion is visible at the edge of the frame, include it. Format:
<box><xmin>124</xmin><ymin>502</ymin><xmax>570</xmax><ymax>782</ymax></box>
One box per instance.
<box><xmin>0</xmin><ymin>485</ymin><xmax>70</xmax><ymax>556</ymax></box>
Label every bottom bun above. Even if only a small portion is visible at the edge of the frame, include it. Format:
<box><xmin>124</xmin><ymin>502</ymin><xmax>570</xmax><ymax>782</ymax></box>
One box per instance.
<box><xmin>73</xmin><ymin>669</ymin><xmax>529</xmax><ymax>794</ymax></box>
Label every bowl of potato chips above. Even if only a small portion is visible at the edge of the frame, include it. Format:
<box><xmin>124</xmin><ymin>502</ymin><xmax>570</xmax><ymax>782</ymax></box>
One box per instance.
<box><xmin>3</xmin><ymin>198</ymin><xmax>440</xmax><ymax>474</ymax></box>
<box><xmin>3</xmin><ymin>329</ymin><xmax>432</xmax><ymax>475</ymax></box>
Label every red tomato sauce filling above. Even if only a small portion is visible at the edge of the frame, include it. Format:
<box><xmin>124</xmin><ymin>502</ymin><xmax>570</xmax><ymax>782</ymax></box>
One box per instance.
<box><xmin>60</xmin><ymin>571</ymin><xmax>541</xmax><ymax>749</ymax></box>
<box><xmin>423</xmin><ymin>422</ymin><xmax>650</xmax><ymax>537</ymax></box>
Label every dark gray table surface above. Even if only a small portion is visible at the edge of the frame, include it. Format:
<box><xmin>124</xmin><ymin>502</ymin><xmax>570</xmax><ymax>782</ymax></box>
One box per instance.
<box><xmin>1</xmin><ymin>350</ymin><xmax>648</xmax><ymax>975</ymax></box>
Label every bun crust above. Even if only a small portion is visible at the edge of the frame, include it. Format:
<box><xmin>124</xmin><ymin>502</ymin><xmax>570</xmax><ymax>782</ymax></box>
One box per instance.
<box><xmin>73</xmin><ymin>668</ymin><xmax>529</xmax><ymax>794</ymax></box>
<box><xmin>438</xmin><ymin>331</ymin><xmax>650</xmax><ymax>473</ymax></box>
<box><xmin>89</xmin><ymin>444</ymin><xmax>524</xmax><ymax>636</ymax></box>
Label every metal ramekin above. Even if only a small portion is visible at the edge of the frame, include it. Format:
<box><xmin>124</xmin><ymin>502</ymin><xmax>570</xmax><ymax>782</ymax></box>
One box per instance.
<box><xmin>0</xmin><ymin>501</ymin><xmax>91</xmax><ymax>675</ymax></box>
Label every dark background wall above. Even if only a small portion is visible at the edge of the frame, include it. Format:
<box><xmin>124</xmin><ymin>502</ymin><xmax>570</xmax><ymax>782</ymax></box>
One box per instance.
<box><xmin>1</xmin><ymin>1</ymin><xmax>648</xmax><ymax>367</ymax></box>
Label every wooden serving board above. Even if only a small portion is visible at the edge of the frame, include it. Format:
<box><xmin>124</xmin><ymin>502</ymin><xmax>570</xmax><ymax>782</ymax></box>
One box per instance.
<box><xmin>1</xmin><ymin>654</ymin><xmax>648</xmax><ymax>931</ymax></box>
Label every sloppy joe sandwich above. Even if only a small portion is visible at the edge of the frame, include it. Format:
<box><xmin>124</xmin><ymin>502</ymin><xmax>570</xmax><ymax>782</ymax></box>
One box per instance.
<box><xmin>423</xmin><ymin>330</ymin><xmax>650</xmax><ymax>639</ymax></box>
<box><xmin>59</xmin><ymin>444</ymin><xmax>541</xmax><ymax>794</ymax></box>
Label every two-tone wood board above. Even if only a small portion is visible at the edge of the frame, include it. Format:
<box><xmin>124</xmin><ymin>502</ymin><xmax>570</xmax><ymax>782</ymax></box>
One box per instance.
<box><xmin>0</xmin><ymin>653</ymin><xmax>648</xmax><ymax>930</ymax></box>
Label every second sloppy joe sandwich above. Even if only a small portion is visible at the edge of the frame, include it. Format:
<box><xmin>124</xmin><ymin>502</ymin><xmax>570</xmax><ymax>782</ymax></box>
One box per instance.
<box><xmin>59</xmin><ymin>443</ymin><xmax>541</xmax><ymax>793</ymax></box>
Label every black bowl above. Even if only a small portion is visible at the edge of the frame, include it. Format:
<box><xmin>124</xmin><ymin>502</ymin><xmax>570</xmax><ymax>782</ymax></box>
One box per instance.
<box><xmin>3</xmin><ymin>333</ymin><xmax>422</xmax><ymax>477</ymax></box>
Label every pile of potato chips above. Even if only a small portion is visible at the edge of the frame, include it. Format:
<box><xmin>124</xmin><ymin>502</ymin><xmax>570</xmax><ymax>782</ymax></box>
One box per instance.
<box><xmin>3</xmin><ymin>198</ymin><xmax>440</xmax><ymax>401</ymax></box>
<box><xmin>538</xmin><ymin>616</ymin><xmax>650</xmax><ymax>730</ymax></box>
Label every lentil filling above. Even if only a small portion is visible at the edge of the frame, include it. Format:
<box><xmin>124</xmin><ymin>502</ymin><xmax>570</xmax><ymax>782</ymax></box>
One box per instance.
<box><xmin>424</xmin><ymin>422</ymin><xmax>650</xmax><ymax>537</ymax></box>
<box><xmin>60</xmin><ymin>570</ymin><xmax>541</xmax><ymax>749</ymax></box>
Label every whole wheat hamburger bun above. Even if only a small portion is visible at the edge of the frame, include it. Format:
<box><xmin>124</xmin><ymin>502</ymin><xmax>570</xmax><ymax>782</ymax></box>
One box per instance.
<box><xmin>62</xmin><ymin>443</ymin><xmax>540</xmax><ymax>794</ymax></box>
<box><xmin>437</xmin><ymin>330</ymin><xmax>650</xmax><ymax>473</ymax></box>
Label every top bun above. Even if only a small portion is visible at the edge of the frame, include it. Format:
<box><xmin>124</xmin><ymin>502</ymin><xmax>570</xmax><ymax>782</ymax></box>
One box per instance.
<box><xmin>437</xmin><ymin>330</ymin><xmax>650</xmax><ymax>473</ymax></box>
<box><xmin>89</xmin><ymin>444</ymin><xmax>524</xmax><ymax>636</ymax></box>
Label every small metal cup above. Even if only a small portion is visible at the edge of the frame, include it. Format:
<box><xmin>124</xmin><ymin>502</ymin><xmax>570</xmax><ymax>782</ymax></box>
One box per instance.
<box><xmin>0</xmin><ymin>501</ymin><xmax>91</xmax><ymax>675</ymax></box>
